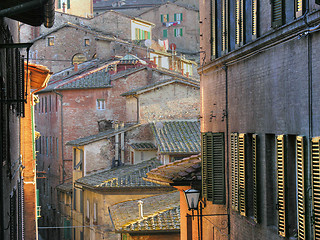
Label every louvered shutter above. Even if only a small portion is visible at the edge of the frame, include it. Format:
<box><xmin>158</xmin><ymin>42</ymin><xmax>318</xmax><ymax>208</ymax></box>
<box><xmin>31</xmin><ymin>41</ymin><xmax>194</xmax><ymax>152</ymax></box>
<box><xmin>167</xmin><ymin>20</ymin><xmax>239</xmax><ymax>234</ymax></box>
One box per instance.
<box><xmin>276</xmin><ymin>135</ymin><xmax>286</xmax><ymax>237</ymax></box>
<box><xmin>174</xmin><ymin>13</ymin><xmax>177</xmax><ymax>21</ymax></box>
<box><xmin>231</xmin><ymin>133</ymin><xmax>239</xmax><ymax>211</ymax></box>
<box><xmin>235</xmin><ymin>0</ymin><xmax>244</xmax><ymax>47</ymax></box>
<box><xmin>271</xmin><ymin>0</ymin><xmax>284</xmax><ymax>28</ymax></box>
<box><xmin>312</xmin><ymin>137</ymin><xmax>320</xmax><ymax>239</ymax></box>
<box><xmin>202</xmin><ymin>132</ymin><xmax>225</xmax><ymax>204</ymax></box>
<box><xmin>238</xmin><ymin>133</ymin><xmax>246</xmax><ymax>216</ymax></box>
<box><xmin>58</xmin><ymin>0</ymin><xmax>61</xmax><ymax>9</ymax></box>
<box><xmin>295</xmin><ymin>0</ymin><xmax>305</xmax><ymax>18</ymax></box>
<box><xmin>221</xmin><ymin>0</ymin><xmax>229</xmax><ymax>54</ymax></box>
<box><xmin>180</xmin><ymin>28</ymin><xmax>183</xmax><ymax>36</ymax></box>
<box><xmin>161</xmin><ymin>14</ymin><xmax>164</xmax><ymax>23</ymax></box>
<box><xmin>167</xmin><ymin>14</ymin><xmax>169</xmax><ymax>22</ymax></box>
<box><xmin>180</xmin><ymin>13</ymin><xmax>183</xmax><ymax>21</ymax></box>
<box><xmin>252</xmin><ymin>134</ymin><xmax>258</xmax><ymax>223</ymax></box>
<box><xmin>211</xmin><ymin>0</ymin><xmax>217</xmax><ymax>58</ymax></box>
<box><xmin>296</xmin><ymin>136</ymin><xmax>307</xmax><ymax>240</ymax></box>
<box><xmin>67</xmin><ymin>0</ymin><xmax>70</xmax><ymax>9</ymax></box>
<box><xmin>252</xmin><ymin>0</ymin><xmax>258</xmax><ymax>39</ymax></box>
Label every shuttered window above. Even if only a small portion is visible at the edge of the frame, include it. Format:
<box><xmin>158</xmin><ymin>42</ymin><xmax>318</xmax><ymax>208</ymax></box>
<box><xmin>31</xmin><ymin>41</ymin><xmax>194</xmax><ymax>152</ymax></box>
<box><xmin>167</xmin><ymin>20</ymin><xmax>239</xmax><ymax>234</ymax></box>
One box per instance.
<box><xmin>252</xmin><ymin>0</ymin><xmax>258</xmax><ymax>39</ymax></box>
<box><xmin>235</xmin><ymin>0</ymin><xmax>244</xmax><ymax>47</ymax></box>
<box><xmin>221</xmin><ymin>0</ymin><xmax>229</xmax><ymax>54</ymax></box>
<box><xmin>271</xmin><ymin>0</ymin><xmax>284</xmax><ymax>28</ymax></box>
<box><xmin>276</xmin><ymin>135</ymin><xmax>286</xmax><ymax>237</ymax></box>
<box><xmin>231</xmin><ymin>133</ymin><xmax>239</xmax><ymax>211</ymax></box>
<box><xmin>252</xmin><ymin>134</ymin><xmax>258</xmax><ymax>223</ymax></box>
<box><xmin>211</xmin><ymin>0</ymin><xmax>217</xmax><ymax>59</ymax></box>
<box><xmin>312</xmin><ymin>137</ymin><xmax>320</xmax><ymax>240</ymax></box>
<box><xmin>238</xmin><ymin>133</ymin><xmax>246</xmax><ymax>216</ymax></box>
<box><xmin>295</xmin><ymin>0</ymin><xmax>305</xmax><ymax>18</ymax></box>
<box><xmin>202</xmin><ymin>132</ymin><xmax>225</xmax><ymax>204</ymax></box>
<box><xmin>296</xmin><ymin>136</ymin><xmax>307</xmax><ymax>240</ymax></box>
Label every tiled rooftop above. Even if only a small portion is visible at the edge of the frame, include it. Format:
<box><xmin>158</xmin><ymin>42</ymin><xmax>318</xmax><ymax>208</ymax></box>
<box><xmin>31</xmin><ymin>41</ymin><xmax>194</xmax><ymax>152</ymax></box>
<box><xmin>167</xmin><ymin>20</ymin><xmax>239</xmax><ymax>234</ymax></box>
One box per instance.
<box><xmin>109</xmin><ymin>191</ymin><xmax>180</xmax><ymax>233</ymax></box>
<box><xmin>151</xmin><ymin>120</ymin><xmax>200</xmax><ymax>154</ymax></box>
<box><xmin>56</xmin><ymin>182</ymin><xmax>73</xmax><ymax>192</ymax></box>
<box><xmin>145</xmin><ymin>154</ymin><xmax>201</xmax><ymax>186</ymax></box>
<box><xmin>75</xmin><ymin>159</ymin><xmax>168</xmax><ymax>189</ymax></box>
<box><xmin>129</xmin><ymin>142</ymin><xmax>157</xmax><ymax>151</ymax></box>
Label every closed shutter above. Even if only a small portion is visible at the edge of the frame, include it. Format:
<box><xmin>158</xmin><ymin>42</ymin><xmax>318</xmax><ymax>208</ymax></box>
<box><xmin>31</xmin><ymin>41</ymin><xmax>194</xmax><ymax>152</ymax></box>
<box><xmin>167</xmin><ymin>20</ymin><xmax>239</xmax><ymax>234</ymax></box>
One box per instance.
<box><xmin>271</xmin><ymin>0</ymin><xmax>284</xmax><ymax>28</ymax></box>
<box><xmin>202</xmin><ymin>132</ymin><xmax>225</xmax><ymax>204</ymax></box>
<box><xmin>180</xmin><ymin>28</ymin><xmax>183</xmax><ymax>36</ymax></box>
<box><xmin>252</xmin><ymin>134</ymin><xmax>258</xmax><ymax>223</ymax></box>
<box><xmin>180</xmin><ymin>13</ymin><xmax>183</xmax><ymax>21</ymax></box>
<box><xmin>231</xmin><ymin>133</ymin><xmax>239</xmax><ymax>211</ymax></box>
<box><xmin>235</xmin><ymin>0</ymin><xmax>244</xmax><ymax>47</ymax></box>
<box><xmin>296</xmin><ymin>136</ymin><xmax>306</xmax><ymax>240</ymax></box>
<box><xmin>167</xmin><ymin>14</ymin><xmax>169</xmax><ymax>22</ymax></box>
<box><xmin>312</xmin><ymin>137</ymin><xmax>320</xmax><ymax>239</ymax></box>
<box><xmin>174</xmin><ymin>13</ymin><xmax>177</xmax><ymax>21</ymax></box>
<box><xmin>238</xmin><ymin>133</ymin><xmax>246</xmax><ymax>216</ymax></box>
<box><xmin>211</xmin><ymin>0</ymin><xmax>217</xmax><ymax>58</ymax></box>
<box><xmin>163</xmin><ymin>29</ymin><xmax>167</xmax><ymax>38</ymax></box>
<box><xmin>295</xmin><ymin>0</ymin><xmax>304</xmax><ymax>18</ymax></box>
<box><xmin>276</xmin><ymin>135</ymin><xmax>286</xmax><ymax>237</ymax></box>
<box><xmin>58</xmin><ymin>0</ymin><xmax>61</xmax><ymax>9</ymax></box>
<box><xmin>67</xmin><ymin>0</ymin><xmax>70</xmax><ymax>9</ymax></box>
<box><xmin>252</xmin><ymin>0</ymin><xmax>258</xmax><ymax>38</ymax></box>
<box><xmin>221</xmin><ymin>0</ymin><xmax>229</xmax><ymax>54</ymax></box>
<box><xmin>148</xmin><ymin>32</ymin><xmax>151</xmax><ymax>39</ymax></box>
<box><xmin>161</xmin><ymin>14</ymin><xmax>164</xmax><ymax>22</ymax></box>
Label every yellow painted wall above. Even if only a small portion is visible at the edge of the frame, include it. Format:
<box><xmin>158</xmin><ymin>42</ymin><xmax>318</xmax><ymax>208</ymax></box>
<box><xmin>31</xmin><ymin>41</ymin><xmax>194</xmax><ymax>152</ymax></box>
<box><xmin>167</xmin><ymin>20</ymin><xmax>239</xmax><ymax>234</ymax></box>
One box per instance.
<box><xmin>56</xmin><ymin>0</ymin><xmax>93</xmax><ymax>18</ymax></box>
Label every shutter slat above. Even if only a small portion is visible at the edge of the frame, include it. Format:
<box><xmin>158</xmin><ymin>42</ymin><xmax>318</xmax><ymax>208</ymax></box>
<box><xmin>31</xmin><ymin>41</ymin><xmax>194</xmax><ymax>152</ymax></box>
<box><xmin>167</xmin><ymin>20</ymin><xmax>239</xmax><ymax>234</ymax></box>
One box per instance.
<box><xmin>272</xmin><ymin>0</ymin><xmax>284</xmax><ymax>27</ymax></box>
<box><xmin>231</xmin><ymin>133</ymin><xmax>239</xmax><ymax>211</ymax></box>
<box><xmin>252</xmin><ymin>0</ymin><xmax>258</xmax><ymax>38</ymax></box>
<box><xmin>252</xmin><ymin>134</ymin><xmax>258</xmax><ymax>223</ymax></box>
<box><xmin>277</xmin><ymin>135</ymin><xmax>286</xmax><ymax>237</ymax></box>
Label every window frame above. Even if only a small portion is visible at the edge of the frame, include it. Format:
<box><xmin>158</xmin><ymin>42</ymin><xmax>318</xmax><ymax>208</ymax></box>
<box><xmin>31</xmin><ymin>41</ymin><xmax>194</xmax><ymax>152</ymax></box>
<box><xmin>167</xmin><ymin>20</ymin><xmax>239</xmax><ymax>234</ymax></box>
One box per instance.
<box><xmin>96</xmin><ymin>99</ymin><xmax>105</xmax><ymax>110</ymax></box>
<box><xmin>47</xmin><ymin>37</ymin><xmax>54</xmax><ymax>46</ymax></box>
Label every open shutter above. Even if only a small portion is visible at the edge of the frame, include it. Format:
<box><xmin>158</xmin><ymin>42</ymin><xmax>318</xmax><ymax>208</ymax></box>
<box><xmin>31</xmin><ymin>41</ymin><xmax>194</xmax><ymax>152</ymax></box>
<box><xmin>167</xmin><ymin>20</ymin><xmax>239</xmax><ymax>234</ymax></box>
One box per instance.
<box><xmin>58</xmin><ymin>0</ymin><xmax>61</xmax><ymax>9</ymax></box>
<box><xmin>180</xmin><ymin>13</ymin><xmax>183</xmax><ymax>21</ymax></box>
<box><xmin>211</xmin><ymin>0</ymin><xmax>217</xmax><ymax>58</ymax></box>
<box><xmin>221</xmin><ymin>0</ymin><xmax>229</xmax><ymax>54</ymax></box>
<box><xmin>231</xmin><ymin>133</ymin><xmax>239</xmax><ymax>211</ymax></box>
<box><xmin>276</xmin><ymin>135</ymin><xmax>286</xmax><ymax>237</ymax></box>
<box><xmin>252</xmin><ymin>134</ymin><xmax>258</xmax><ymax>223</ymax></box>
<box><xmin>271</xmin><ymin>0</ymin><xmax>284</xmax><ymax>28</ymax></box>
<box><xmin>180</xmin><ymin>28</ymin><xmax>183</xmax><ymax>37</ymax></box>
<box><xmin>235</xmin><ymin>0</ymin><xmax>244</xmax><ymax>47</ymax></box>
<box><xmin>161</xmin><ymin>14</ymin><xmax>164</xmax><ymax>23</ymax></box>
<box><xmin>67</xmin><ymin>0</ymin><xmax>70</xmax><ymax>9</ymax></box>
<box><xmin>252</xmin><ymin>0</ymin><xmax>258</xmax><ymax>39</ymax></box>
<box><xmin>238</xmin><ymin>133</ymin><xmax>246</xmax><ymax>216</ymax></box>
<box><xmin>174</xmin><ymin>13</ymin><xmax>177</xmax><ymax>21</ymax></box>
<box><xmin>296</xmin><ymin>136</ymin><xmax>307</xmax><ymax>240</ymax></box>
<box><xmin>312</xmin><ymin>137</ymin><xmax>320</xmax><ymax>239</ymax></box>
<box><xmin>167</xmin><ymin>14</ymin><xmax>169</xmax><ymax>22</ymax></box>
<box><xmin>202</xmin><ymin>132</ymin><xmax>225</xmax><ymax>204</ymax></box>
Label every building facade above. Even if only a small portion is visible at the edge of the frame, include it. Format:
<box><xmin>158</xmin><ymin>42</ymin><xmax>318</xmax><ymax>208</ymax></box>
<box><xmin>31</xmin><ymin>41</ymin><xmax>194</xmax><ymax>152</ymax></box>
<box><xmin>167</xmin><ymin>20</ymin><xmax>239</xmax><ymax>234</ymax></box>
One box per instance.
<box><xmin>200</xmin><ymin>0</ymin><xmax>320</xmax><ymax>239</ymax></box>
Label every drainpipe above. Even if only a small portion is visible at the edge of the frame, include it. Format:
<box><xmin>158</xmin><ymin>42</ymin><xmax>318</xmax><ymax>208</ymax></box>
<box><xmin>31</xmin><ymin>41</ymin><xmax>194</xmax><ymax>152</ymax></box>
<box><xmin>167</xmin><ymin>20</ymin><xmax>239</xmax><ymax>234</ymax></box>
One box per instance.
<box><xmin>53</xmin><ymin>90</ymin><xmax>64</xmax><ymax>183</ymax></box>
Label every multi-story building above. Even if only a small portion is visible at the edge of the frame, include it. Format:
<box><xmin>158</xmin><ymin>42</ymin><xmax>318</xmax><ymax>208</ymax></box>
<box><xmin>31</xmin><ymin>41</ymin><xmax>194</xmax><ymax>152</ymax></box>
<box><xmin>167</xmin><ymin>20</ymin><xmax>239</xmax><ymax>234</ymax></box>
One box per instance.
<box><xmin>0</xmin><ymin>1</ymin><xmax>54</xmax><ymax>240</ymax></box>
<box><xmin>55</xmin><ymin>0</ymin><xmax>93</xmax><ymax>18</ymax></box>
<box><xmin>199</xmin><ymin>0</ymin><xmax>320</xmax><ymax>239</ymax></box>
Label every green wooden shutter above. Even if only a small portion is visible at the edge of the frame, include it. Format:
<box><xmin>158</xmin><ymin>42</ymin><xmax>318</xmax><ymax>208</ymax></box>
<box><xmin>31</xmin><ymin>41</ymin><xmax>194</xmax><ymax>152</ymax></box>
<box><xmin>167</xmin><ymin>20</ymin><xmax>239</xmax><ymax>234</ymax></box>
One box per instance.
<box><xmin>231</xmin><ymin>133</ymin><xmax>239</xmax><ymax>211</ymax></box>
<box><xmin>221</xmin><ymin>0</ymin><xmax>228</xmax><ymax>54</ymax></box>
<box><xmin>58</xmin><ymin>0</ymin><xmax>61</xmax><ymax>9</ymax></box>
<box><xmin>180</xmin><ymin>28</ymin><xmax>183</xmax><ymax>36</ymax></box>
<box><xmin>67</xmin><ymin>0</ymin><xmax>70</xmax><ymax>9</ymax></box>
<box><xmin>163</xmin><ymin>29</ymin><xmax>167</xmax><ymax>38</ymax></box>
<box><xmin>312</xmin><ymin>137</ymin><xmax>320</xmax><ymax>239</ymax></box>
<box><xmin>148</xmin><ymin>32</ymin><xmax>151</xmax><ymax>39</ymax></box>
<box><xmin>296</xmin><ymin>136</ymin><xmax>307</xmax><ymax>240</ymax></box>
<box><xmin>161</xmin><ymin>14</ymin><xmax>164</xmax><ymax>22</ymax></box>
<box><xmin>211</xmin><ymin>0</ymin><xmax>217</xmax><ymax>58</ymax></box>
<box><xmin>276</xmin><ymin>135</ymin><xmax>286</xmax><ymax>237</ymax></box>
<box><xmin>271</xmin><ymin>0</ymin><xmax>284</xmax><ymax>28</ymax></box>
<box><xmin>252</xmin><ymin>0</ymin><xmax>258</xmax><ymax>39</ymax></box>
<box><xmin>238</xmin><ymin>133</ymin><xmax>246</xmax><ymax>216</ymax></box>
<box><xmin>142</xmin><ymin>30</ymin><xmax>145</xmax><ymax>39</ymax></box>
<box><xmin>202</xmin><ymin>132</ymin><xmax>225</xmax><ymax>204</ymax></box>
<box><xmin>167</xmin><ymin>14</ymin><xmax>169</xmax><ymax>22</ymax></box>
<box><xmin>180</xmin><ymin>13</ymin><xmax>183</xmax><ymax>21</ymax></box>
<box><xmin>252</xmin><ymin>134</ymin><xmax>258</xmax><ymax>223</ymax></box>
<box><xmin>295</xmin><ymin>0</ymin><xmax>304</xmax><ymax>18</ymax></box>
<box><xmin>174</xmin><ymin>13</ymin><xmax>177</xmax><ymax>21</ymax></box>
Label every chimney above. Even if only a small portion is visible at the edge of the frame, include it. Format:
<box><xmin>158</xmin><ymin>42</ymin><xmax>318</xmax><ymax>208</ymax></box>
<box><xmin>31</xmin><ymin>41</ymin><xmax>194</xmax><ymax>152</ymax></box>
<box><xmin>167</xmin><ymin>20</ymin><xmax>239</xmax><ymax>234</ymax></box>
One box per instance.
<box><xmin>138</xmin><ymin>200</ymin><xmax>143</xmax><ymax>219</ymax></box>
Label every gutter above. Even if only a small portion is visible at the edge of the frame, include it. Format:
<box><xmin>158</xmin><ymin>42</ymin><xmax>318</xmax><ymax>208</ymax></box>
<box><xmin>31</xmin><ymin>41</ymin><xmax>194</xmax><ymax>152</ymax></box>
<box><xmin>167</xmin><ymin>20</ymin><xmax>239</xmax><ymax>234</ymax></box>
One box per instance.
<box><xmin>0</xmin><ymin>0</ymin><xmax>55</xmax><ymax>28</ymax></box>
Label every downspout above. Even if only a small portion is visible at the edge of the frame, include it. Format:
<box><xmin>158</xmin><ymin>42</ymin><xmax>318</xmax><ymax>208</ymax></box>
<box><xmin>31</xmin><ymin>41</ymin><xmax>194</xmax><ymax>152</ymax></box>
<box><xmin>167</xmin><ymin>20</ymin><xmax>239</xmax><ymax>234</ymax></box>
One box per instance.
<box><xmin>222</xmin><ymin>65</ymin><xmax>230</xmax><ymax>239</ymax></box>
<box><xmin>53</xmin><ymin>90</ymin><xmax>64</xmax><ymax>183</ymax></box>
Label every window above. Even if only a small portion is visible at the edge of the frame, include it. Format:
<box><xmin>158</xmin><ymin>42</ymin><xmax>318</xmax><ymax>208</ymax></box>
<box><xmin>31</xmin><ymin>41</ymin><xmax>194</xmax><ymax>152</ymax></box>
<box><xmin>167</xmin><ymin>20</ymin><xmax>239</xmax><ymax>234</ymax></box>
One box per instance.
<box><xmin>67</xmin><ymin>0</ymin><xmax>70</xmax><ymax>9</ymax></box>
<box><xmin>252</xmin><ymin>0</ymin><xmax>258</xmax><ymax>39</ymax></box>
<box><xmin>202</xmin><ymin>132</ymin><xmax>225</xmax><ymax>204</ymax></box>
<box><xmin>271</xmin><ymin>0</ymin><xmax>285</xmax><ymax>28</ymax></box>
<box><xmin>163</xmin><ymin>29</ymin><xmax>168</xmax><ymax>38</ymax></box>
<box><xmin>84</xmin><ymin>39</ymin><xmax>90</xmax><ymax>46</ymax></box>
<box><xmin>211</xmin><ymin>0</ymin><xmax>217</xmax><ymax>58</ymax></box>
<box><xmin>86</xmin><ymin>200</ymin><xmax>90</xmax><ymax>220</ymax></box>
<box><xmin>174</xmin><ymin>13</ymin><xmax>183</xmax><ymax>21</ymax></box>
<box><xmin>49</xmin><ymin>95</ymin><xmax>51</xmax><ymax>112</ymax></box>
<box><xmin>93</xmin><ymin>203</ymin><xmax>97</xmax><ymax>224</ymax></box>
<box><xmin>230</xmin><ymin>133</ymin><xmax>239</xmax><ymax>211</ymax></box>
<box><xmin>73</xmin><ymin>189</ymin><xmax>76</xmax><ymax>210</ymax></box>
<box><xmin>46</xmin><ymin>137</ymin><xmax>48</xmax><ymax>156</ymax></box>
<box><xmin>295</xmin><ymin>0</ymin><xmax>305</xmax><ymax>18</ymax></box>
<box><xmin>161</xmin><ymin>14</ymin><xmax>169</xmax><ymax>22</ymax></box>
<box><xmin>80</xmin><ymin>190</ymin><xmax>83</xmax><ymax>213</ymax></box>
<box><xmin>56</xmin><ymin>137</ymin><xmax>59</xmax><ymax>158</ymax></box>
<box><xmin>221</xmin><ymin>0</ymin><xmax>229</xmax><ymax>54</ymax></box>
<box><xmin>96</xmin><ymin>99</ymin><xmax>105</xmax><ymax>110</ymax></box>
<box><xmin>48</xmin><ymin>37</ymin><xmax>54</xmax><ymax>46</ymax></box>
<box><xmin>73</xmin><ymin>148</ymin><xmax>77</xmax><ymax>168</ymax></box>
<box><xmin>235</xmin><ymin>0</ymin><xmax>244</xmax><ymax>47</ymax></box>
<box><xmin>174</xmin><ymin>28</ymin><xmax>183</xmax><ymax>37</ymax></box>
<box><xmin>45</xmin><ymin>96</ymin><xmax>47</xmax><ymax>113</ymax></box>
<box><xmin>58</xmin><ymin>0</ymin><xmax>61</xmax><ymax>9</ymax></box>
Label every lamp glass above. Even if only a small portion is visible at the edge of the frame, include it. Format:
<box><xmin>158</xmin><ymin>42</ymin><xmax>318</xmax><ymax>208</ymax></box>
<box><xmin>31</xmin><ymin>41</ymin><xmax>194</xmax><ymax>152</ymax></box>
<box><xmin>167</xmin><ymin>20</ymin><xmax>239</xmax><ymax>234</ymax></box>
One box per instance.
<box><xmin>184</xmin><ymin>189</ymin><xmax>200</xmax><ymax>210</ymax></box>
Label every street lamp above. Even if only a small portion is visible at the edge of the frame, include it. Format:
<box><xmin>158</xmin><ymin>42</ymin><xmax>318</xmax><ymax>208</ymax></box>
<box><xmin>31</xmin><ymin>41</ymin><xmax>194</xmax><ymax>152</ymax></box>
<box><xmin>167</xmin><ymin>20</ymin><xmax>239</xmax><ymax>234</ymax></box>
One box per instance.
<box><xmin>184</xmin><ymin>189</ymin><xmax>201</xmax><ymax>210</ymax></box>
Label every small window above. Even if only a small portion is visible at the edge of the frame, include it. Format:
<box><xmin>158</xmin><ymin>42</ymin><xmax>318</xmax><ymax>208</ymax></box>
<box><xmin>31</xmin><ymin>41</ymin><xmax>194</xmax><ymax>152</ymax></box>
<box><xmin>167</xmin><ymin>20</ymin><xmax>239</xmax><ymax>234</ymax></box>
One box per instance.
<box><xmin>161</xmin><ymin>14</ymin><xmax>169</xmax><ymax>22</ymax></box>
<box><xmin>48</xmin><ymin>37</ymin><xmax>54</xmax><ymax>46</ymax></box>
<box><xmin>84</xmin><ymin>39</ymin><xmax>90</xmax><ymax>46</ymax></box>
<box><xmin>174</xmin><ymin>28</ymin><xmax>183</xmax><ymax>37</ymax></box>
<box><xmin>86</xmin><ymin>200</ymin><xmax>90</xmax><ymax>220</ymax></box>
<box><xmin>93</xmin><ymin>203</ymin><xmax>97</xmax><ymax>224</ymax></box>
<box><xmin>96</xmin><ymin>99</ymin><xmax>105</xmax><ymax>110</ymax></box>
<box><xmin>174</xmin><ymin>13</ymin><xmax>183</xmax><ymax>21</ymax></box>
